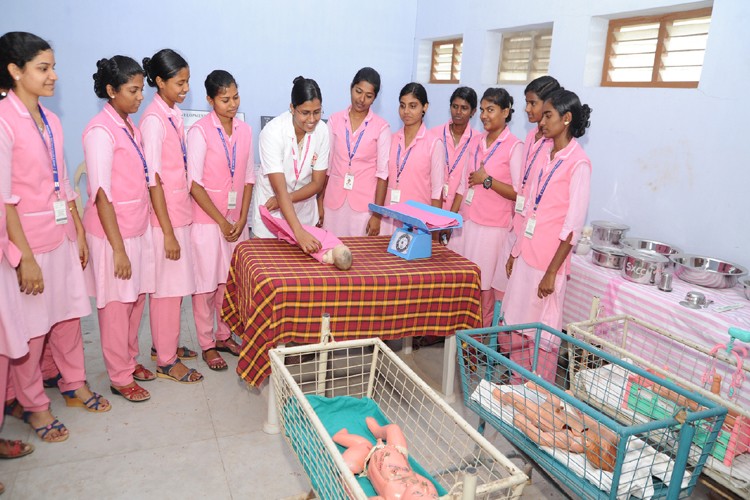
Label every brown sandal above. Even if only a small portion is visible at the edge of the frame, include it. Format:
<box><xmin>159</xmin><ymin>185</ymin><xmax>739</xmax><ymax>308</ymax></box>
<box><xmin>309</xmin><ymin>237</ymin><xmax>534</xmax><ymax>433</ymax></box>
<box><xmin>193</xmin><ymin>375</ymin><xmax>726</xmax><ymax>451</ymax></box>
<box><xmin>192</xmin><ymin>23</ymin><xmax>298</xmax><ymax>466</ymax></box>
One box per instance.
<box><xmin>202</xmin><ymin>349</ymin><xmax>228</xmax><ymax>371</ymax></box>
<box><xmin>215</xmin><ymin>338</ymin><xmax>241</xmax><ymax>357</ymax></box>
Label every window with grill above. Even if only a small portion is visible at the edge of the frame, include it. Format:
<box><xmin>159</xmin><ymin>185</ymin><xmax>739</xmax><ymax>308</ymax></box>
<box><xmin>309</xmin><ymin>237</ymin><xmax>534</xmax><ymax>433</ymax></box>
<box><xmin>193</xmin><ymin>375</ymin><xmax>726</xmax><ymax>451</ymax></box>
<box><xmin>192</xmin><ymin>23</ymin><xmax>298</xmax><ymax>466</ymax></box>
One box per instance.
<box><xmin>430</xmin><ymin>38</ymin><xmax>462</xmax><ymax>83</ymax></box>
<box><xmin>497</xmin><ymin>29</ymin><xmax>552</xmax><ymax>83</ymax></box>
<box><xmin>602</xmin><ymin>7</ymin><xmax>712</xmax><ymax>88</ymax></box>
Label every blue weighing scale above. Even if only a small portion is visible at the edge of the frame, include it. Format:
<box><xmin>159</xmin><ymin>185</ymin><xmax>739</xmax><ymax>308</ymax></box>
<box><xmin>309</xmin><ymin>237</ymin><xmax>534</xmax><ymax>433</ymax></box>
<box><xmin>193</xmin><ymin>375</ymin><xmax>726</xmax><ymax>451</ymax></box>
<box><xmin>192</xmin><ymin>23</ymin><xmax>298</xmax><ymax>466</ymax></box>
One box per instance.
<box><xmin>368</xmin><ymin>200</ymin><xmax>463</xmax><ymax>260</ymax></box>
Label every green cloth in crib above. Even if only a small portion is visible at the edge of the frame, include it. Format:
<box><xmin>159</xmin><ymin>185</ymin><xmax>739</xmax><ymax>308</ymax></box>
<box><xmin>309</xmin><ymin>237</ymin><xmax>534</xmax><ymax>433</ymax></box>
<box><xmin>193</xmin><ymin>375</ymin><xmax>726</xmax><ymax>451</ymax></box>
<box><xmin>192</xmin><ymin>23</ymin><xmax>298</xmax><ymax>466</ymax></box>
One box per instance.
<box><xmin>306</xmin><ymin>395</ymin><xmax>448</xmax><ymax>497</ymax></box>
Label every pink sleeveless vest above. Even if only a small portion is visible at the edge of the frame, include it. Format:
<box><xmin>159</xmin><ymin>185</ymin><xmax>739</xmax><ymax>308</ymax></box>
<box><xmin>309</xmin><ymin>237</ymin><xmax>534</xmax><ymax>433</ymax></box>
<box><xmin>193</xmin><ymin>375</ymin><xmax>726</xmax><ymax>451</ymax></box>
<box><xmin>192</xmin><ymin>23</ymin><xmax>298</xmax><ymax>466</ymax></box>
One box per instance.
<box><xmin>82</xmin><ymin>104</ymin><xmax>150</xmax><ymax>239</ymax></box>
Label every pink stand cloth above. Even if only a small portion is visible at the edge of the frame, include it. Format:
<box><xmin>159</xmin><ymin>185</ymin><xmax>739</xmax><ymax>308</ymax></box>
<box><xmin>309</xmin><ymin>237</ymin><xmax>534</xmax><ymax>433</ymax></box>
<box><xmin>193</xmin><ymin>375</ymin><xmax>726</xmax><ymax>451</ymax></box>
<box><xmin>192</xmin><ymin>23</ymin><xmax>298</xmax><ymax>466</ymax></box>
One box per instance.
<box><xmin>385</xmin><ymin>202</ymin><xmax>459</xmax><ymax>229</ymax></box>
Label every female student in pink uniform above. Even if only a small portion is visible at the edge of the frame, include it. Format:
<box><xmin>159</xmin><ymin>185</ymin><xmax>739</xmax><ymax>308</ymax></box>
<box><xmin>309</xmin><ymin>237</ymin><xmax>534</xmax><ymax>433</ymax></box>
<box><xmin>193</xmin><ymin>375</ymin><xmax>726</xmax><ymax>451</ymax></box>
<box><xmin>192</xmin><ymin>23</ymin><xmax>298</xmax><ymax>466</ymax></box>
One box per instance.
<box><xmin>320</xmin><ymin>67</ymin><xmax>390</xmax><ymax>236</ymax></box>
<box><xmin>0</xmin><ymin>192</ymin><xmax>35</xmax><ymax>469</ymax></box>
<box><xmin>432</xmin><ymin>86</ymin><xmax>478</xmax><ymax>252</ymax></box>
<box><xmin>460</xmin><ymin>88</ymin><xmax>523</xmax><ymax>326</ymax></box>
<box><xmin>252</xmin><ymin>76</ymin><xmax>329</xmax><ymax>255</ymax></box>
<box><xmin>0</xmin><ymin>32</ymin><xmax>110</xmax><ymax>442</ymax></box>
<box><xmin>188</xmin><ymin>70</ymin><xmax>253</xmax><ymax>371</ymax></box>
<box><xmin>140</xmin><ymin>49</ymin><xmax>203</xmax><ymax>378</ymax></box>
<box><xmin>382</xmin><ymin>83</ymin><xmax>444</xmax><ymax>236</ymax></box>
<box><xmin>83</xmin><ymin>56</ymin><xmax>184</xmax><ymax>402</ymax></box>
<box><xmin>491</xmin><ymin>76</ymin><xmax>560</xmax><ymax>298</ymax></box>
<box><xmin>501</xmin><ymin>89</ymin><xmax>592</xmax><ymax>383</ymax></box>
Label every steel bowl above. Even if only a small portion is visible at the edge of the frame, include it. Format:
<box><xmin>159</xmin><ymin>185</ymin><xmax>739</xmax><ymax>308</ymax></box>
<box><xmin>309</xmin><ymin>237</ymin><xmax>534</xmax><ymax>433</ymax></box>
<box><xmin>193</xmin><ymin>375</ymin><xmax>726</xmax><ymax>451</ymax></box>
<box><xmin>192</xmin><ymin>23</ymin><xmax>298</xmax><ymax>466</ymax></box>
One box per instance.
<box><xmin>622</xmin><ymin>237</ymin><xmax>682</xmax><ymax>257</ymax></box>
<box><xmin>670</xmin><ymin>254</ymin><xmax>748</xmax><ymax>289</ymax></box>
<box><xmin>591</xmin><ymin>245</ymin><xmax>627</xmax><ymax>269</ymax></box>
<box><xmin>741</xmin><ymin>278</ymin><xmax>750</xmax><ymax>301</ymax></box>
<box><xmin>591</xmin><ymin>220</ymin><xmax>630</xmax><ymax>247</ymax></box>
<box><xmin>621</xmin><ymin>248</ymin><xmax>669</xmax><ymax>285</ymax></box>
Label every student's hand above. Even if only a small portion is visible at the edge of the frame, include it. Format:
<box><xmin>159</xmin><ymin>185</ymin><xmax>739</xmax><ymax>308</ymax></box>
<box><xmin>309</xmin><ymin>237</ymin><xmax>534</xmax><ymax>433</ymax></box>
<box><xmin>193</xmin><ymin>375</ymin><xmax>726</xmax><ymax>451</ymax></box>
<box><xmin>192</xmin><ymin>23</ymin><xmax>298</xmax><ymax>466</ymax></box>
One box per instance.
<box><xmin>366</xmin><ymin>216</ymin><xmax>381</xmax><ymax>236</ymax></box>
<box><xmin>505</xmin><ymin>255</ymin><xmax>515</xmax><ymax>278</ymax></box>
<box><xmin>226</xmin><ymin>218</ymin><xmax>247</xmax><ymax>243</ymax></box>
<box><xmin>265</xmin><ymin>196</ymin><xmax>279</xmax><ymax>212</ymax></box>
<box><xmin>316</xmin><ymin>206</ymin><xmax>324</xmax><ymax>228</ymax></box>
<box><xmin>220</xmin><ymin>220</ymin><xmax>234</xmax><ymax>241</ymax></box>
<box><xmin>468</xmin><ymin>165</ymin><xmax>488</xmax><ymax>188</ymax></box>
<box><xmin>537</xmin><ymin>270</ymin><xmax>556</xmax><ymax>299</ymax></box>
<box><xmin>17</xmin><ymin>255</ymin><xmax>44</xmax><ymax>295</ymax></box>
<box><xmin>164</xmin><ymin>233</ymin><xmax>181</xmax><ymax>260</ymax></box>
<box><xmin>77</xmin><ymin>231</ymin><xmax>89</xmax><ymax>270</ymax></box>
<box><xmin>294</xmin><ymin>228</ymin><xmax>321</xmax><ymax>254</ymax></box>
<box><xmin>113</xmin><ymin>249</ymin><xmax>132</xmax><ymax>280</ymax></box>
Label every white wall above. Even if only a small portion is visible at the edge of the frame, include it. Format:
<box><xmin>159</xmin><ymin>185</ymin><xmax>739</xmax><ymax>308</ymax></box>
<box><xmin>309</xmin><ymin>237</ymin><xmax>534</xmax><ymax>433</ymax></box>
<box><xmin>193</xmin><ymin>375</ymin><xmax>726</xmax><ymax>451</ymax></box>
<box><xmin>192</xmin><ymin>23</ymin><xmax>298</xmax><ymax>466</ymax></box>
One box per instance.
<box><xmin>415</xmin><ymin>0</ymin><xmax>748</xmax><ymax>267</ymax></box>
<box><xmin>4</xmin><ymin>0</ymin><xmax>747</xmax><ymax>267</ymax></box>
<box><xmin>1</xmin><ymin>0</ymin><xmax>417</xmax><ymax>175</ymax></box>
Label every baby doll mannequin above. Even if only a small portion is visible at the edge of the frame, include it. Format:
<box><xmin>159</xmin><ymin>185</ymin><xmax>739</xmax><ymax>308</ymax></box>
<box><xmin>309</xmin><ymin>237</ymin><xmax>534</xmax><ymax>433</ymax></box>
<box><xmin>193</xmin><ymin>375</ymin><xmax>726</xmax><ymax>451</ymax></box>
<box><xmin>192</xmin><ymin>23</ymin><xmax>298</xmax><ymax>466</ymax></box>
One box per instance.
<box><xmin>494</xmin><ymin>381</ymin><xmax>619</xmax><ymax>471</ymax></box>
<box><xmin>260</xmin><ymin>206</ymin><xmax>352</xmax><ymax>270</ymax></box>
<box><xmin>332</xmin><ymin>416</ymin><xmax>438</xmax><ymax>500</ymax></box>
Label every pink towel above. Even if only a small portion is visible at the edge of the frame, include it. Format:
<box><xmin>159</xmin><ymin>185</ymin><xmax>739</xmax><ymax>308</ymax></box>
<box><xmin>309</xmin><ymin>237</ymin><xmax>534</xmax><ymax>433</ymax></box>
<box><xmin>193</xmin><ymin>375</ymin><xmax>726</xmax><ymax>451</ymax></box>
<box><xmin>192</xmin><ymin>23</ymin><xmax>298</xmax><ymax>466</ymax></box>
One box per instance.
<box><xmin>259</xmin><ymin>206</ymin><xmax>343</xmax><ymax>263</ymax></box>
<box><xmin>386</xmin><ymin>202</ymin><xmax>459</xmax><ymax>229</ymax></box>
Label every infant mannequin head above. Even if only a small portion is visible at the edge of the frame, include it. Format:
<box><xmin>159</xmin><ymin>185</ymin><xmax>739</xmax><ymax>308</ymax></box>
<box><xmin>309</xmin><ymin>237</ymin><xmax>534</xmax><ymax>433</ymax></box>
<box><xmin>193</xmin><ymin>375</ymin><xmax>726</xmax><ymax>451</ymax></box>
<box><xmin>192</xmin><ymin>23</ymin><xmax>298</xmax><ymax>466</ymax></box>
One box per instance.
<box><xmin>332</xmin><ymin>245</ymin><xmax>352</xmax><ymax>270</ymax></box>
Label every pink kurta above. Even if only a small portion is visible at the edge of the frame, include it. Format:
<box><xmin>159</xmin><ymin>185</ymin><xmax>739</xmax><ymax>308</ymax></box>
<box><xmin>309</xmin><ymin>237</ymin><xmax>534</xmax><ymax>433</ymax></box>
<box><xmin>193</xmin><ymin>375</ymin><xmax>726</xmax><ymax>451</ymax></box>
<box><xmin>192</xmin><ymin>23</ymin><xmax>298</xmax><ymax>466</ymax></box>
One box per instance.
<box><xmin>430</xmin><ymin>121</ymin><xmax>476</xmax><ymax>211</ymax></box>
<box><xmin>323</xmin><ymin>107</ymin><xmax>390</xmax><ymax>236</ymax></box>
<box><xmin>502</xmin><ymin>138</ymin><xmax>592</xmax><ymax>343</ymax></box>
<box><xmin>140</xmin><ymin>94</ymin><xmax>195</xmax><ymax>297</ymax></box>
<box><xmin>0</xmin><ymin>196</ymin><xmax>28</xmax><ymax>359</ymax></box>
<box><xmin>188</xmin><ymin>111</ymin><xmax>255</xmax><ymax>293</ymax></box>
<box><xmin>82</xmin><ymin>103</ymin><xmax>156</xmax><ymax>308</ymax></box>
<box><xmin>381</xmin><ymin>124</ymin><xmax>444</xmax><ymax>236</ymax></box>
<box><xmin>0</xmin><ymin>90</ymin><xmax>91</xmax><ymax>337</ymax></box>
<box><xmin>459</xmin><ymin>127</ymin><xmax>522</xmax><ymax>290</ymax></box>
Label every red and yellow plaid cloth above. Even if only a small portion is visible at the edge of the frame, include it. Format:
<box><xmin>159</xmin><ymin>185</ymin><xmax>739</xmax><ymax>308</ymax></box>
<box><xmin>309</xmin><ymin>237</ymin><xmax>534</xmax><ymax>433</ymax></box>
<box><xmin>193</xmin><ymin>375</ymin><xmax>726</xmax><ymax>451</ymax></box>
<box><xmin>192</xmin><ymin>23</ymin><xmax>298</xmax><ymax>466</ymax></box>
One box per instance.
<box><xmin>221</xmin><ymin>236</ymin><xmax>482</xmax><ymax>386</ymax></box>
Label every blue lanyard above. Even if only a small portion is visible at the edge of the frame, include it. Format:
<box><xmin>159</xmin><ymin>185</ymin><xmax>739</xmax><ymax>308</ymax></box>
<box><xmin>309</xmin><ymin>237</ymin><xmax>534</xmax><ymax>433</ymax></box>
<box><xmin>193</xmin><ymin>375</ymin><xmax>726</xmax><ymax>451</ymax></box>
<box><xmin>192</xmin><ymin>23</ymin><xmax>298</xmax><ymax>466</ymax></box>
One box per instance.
<box><xmin>37</xmin><ymin>106</ymin><xmax>61</xmax><ymax>197</ymax></box>
<box><xmin>121</xmin><ymin>128</ymin><xmax>150</xmax><ymax>185</ymax></box>
<box><xmin>521</xmin><ymin>139</ymin><xmax>547</xmax><ymax>190</ymax></box>
<box><xmin>167</xmin><ymin>117</ymin><xmax>187</xmax><ymax>172</ymax></box>
<box><xmin>473</xmin><ymin>138</ymin><xmax>502</xmax><ymax>172</ymax></box>
<box><xmin>345</xmin><ymin>120</ymin><xmax>368</xmax><ymax>168</ymax></box>
<box><xmin>395</xmin><ymin>142</ymin><xmax>413</xmax><ymax>184</ymax></box>
<box><xmin>443</xmin><ymin>126</ymin><xmax>472</xmax><ymax>176</ymax></box>
<box><xmin>216</xmin><ymin>127</ymin><xmax>237</xmax><ymax>179</ymax></box>
<box><xmin>532</xmin><ymin>159</ymin><xmax>564</xmax><ymax>212</ymax></box>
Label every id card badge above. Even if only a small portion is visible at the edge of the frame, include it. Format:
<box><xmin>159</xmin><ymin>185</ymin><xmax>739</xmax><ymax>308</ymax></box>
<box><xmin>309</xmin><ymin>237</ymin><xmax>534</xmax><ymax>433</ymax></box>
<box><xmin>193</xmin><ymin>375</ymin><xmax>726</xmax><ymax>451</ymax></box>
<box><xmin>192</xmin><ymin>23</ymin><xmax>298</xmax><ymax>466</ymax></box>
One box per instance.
<box><xmin>515</xmin><ymin>195</ymin><xmax>525</xmax><ymax>214</ymax></box>
<box><xmin>442</xmin><ymin>183</ymin><xmax>449</xmax><ymax>200</ymax></box>
<box><xmin>343</xmin><ymin>173</ymin><xmax>354</xmax><ymax>191</ymax></box>
<box><xmin>390</xmin><ymin>189</ymin><xmax>401</xmax><ymax>203</ymax></box>
<box><xmin>465</xmin><ymin>187</ymin><xmax>475</xmax><ymax>205</ymax></box>
<box><xmin>524</xmin><ymin>216</ymin><xmax>537</xmax><ymax>239</ymax></box>
<box><xmin>53</xmin><ymin>199</ymin><xmax>68</xmax><ymax>225</ymax></box>
<box><xmin>227</xmin><ymin>190</ymin><xmax>237</xmax><ymax>209</ymax></box>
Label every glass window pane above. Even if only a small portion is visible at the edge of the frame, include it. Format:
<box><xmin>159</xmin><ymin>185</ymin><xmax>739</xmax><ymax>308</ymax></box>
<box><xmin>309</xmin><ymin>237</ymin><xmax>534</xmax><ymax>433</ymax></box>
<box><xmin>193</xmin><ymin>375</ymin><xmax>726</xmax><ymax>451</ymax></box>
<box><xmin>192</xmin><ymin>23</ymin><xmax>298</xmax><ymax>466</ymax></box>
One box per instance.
<box><xmin>610</xmin><ymin>53</ymin><xmax>657</xmax><ymax>68</ymax></box>
<box><xmin>660</xmin><ymin>65</ymin><xmax>702</xmax><ymax>82</ymax></box>
<box><xmin>608</xmin><ymin>67</ymin><xmax>653</xmax><ymax>82</ymax></box>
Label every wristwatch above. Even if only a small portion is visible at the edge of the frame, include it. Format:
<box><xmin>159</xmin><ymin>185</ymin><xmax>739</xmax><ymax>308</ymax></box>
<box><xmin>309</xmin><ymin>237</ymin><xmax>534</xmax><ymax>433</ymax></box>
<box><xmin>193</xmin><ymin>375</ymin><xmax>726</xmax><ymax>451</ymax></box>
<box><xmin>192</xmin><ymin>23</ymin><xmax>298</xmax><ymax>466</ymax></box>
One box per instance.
<box><xmin>482</xmin><ymin>176</ymin><xmax>493</xmax><ymax>189</ymax></box>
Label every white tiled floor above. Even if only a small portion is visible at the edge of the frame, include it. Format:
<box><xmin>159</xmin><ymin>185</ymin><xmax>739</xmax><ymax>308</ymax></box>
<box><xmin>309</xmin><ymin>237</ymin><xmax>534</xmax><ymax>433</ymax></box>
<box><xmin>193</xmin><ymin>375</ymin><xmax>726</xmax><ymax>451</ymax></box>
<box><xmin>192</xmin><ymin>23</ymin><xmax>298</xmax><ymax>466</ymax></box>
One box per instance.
<box><xmin>0</xmin><ymin>301</ymin><xmax>716</xmax><ymax>499</ymax></box>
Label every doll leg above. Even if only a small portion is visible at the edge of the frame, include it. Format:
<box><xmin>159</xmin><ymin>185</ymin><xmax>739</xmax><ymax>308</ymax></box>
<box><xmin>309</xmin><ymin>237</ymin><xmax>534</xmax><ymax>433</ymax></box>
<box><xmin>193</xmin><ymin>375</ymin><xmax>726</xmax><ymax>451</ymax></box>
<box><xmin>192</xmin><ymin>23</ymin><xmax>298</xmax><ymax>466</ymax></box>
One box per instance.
<box><xmin>365</xmin><ymin>417</ymin><xmax>407</xmax><ymax>450</ymax></box>
<box><xmin>332</xmin><ymin>428</ymin><xmax>373</xmax><ymax>474</ymax></box>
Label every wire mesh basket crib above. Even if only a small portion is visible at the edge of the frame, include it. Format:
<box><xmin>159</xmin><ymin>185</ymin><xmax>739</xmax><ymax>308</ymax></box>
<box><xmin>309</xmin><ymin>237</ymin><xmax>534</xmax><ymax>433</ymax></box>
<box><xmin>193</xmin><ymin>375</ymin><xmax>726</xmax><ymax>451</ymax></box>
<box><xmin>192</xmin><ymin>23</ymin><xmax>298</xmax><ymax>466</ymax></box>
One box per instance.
<box><xmin>567</xmin><ymin>314</ymin><xmax>750</xmax><ymax>499</ymax></box>
<box><xmin>456</xmin><ymin>323</ymin><xmax>727</xmax><ymax>500</ymax></box>
<box><xmin>269</xmin><ymin>337</ymin><xmax>529</xmax><ymax>499</ymax></box>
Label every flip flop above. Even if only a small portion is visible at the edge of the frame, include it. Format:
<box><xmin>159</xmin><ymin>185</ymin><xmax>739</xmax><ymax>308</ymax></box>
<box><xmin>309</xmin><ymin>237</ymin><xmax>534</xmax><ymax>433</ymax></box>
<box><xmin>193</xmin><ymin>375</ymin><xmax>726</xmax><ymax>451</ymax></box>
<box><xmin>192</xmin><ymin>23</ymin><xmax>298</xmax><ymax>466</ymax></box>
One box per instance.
<box><xmin>0</xmin><ymin>439</ymin><xmax>35</xmax><ymax>459</ymax></box>
<box><xmin>202</xmin><ymin>349</ymin><xmax>228</xmax><ymax>371</ymax></box>
<box><xmin>150</xmin><ymin>345</ymin><xmax>198</xmax><ymax>361</ymax></box>
<box><xmin>215</xmin><ymin>338</ymin><xmax>241</xmax><ymax>357</ymax></box>
<box><xmin>61</xmin><ymin>388</ymin><xmax>111</xmax><ymax>412</ymax></box>
<box><xmin>42</xmin><ymin>373</ymin><xmax>62</xmax><ymax>388</ymax></box>
<box><xmin>156</xmin><ymin>359</ymin><xmax>204</xmax><ymax>384</ymax></box>
<box><xmin>23</xmin><ymin>413</ymin><xmax>69</xmax><ymax>443</ymax></box>
<box><xmin>110</xmin><ymin>383</ymin><xmax>151</xmax><ymax>403</ymax></box>
<box><xmin>133</xmin><ymin>363</ymin><xmax>156</xmax><ymax>382</ymax></box>
<box><xmin>4</xmin><ymin>399</ymin><xmax>24</xmax><ymax>420</ymax></box>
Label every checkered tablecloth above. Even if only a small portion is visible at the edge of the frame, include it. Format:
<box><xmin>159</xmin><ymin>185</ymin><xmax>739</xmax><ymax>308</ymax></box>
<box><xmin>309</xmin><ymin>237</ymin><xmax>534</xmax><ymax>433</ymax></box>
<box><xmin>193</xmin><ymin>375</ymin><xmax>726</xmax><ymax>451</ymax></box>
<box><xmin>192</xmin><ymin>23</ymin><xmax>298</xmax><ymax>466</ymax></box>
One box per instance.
<box><xmin>222</xmin><ymin>236</ymin><xmax>482</xmax><ymax>386</ymax></box>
